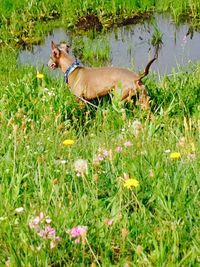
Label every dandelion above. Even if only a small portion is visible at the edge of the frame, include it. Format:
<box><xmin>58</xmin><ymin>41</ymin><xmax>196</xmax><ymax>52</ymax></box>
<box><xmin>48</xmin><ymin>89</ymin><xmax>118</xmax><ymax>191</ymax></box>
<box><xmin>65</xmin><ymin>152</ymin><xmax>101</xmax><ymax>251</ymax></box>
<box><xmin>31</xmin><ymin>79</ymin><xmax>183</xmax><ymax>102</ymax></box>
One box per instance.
<box><xmin>132</xmin><ymin>119</ymin><xmax>142</xmax><ymax>136</ymax></box>
<box><xmin>170</xmin><ymin>152</ymin><xmax>181</xmax><ymax>159</ymax></box>
<box><xmin>63</xmin><ymin>139</ymin><xmax>74</xmax><ymax>146</ymax></box>
<box><xmin>15</xmin><ymin>207</ymin><xmax>24</xmax><ymax>213</ymax></box>
<box><xmin>124</xmin><ymin>178</ymin><xmax>139</xmax><ymax>189</ymax></box>
<box><xmin>36</xmin><ymin>71</ymin><xmax>44</xmax><ymax>79</ymax></box>
<box><xmin>74</xmin><ymin>159</ymin><xmax>88</xmax><ymax>176</ymax></box>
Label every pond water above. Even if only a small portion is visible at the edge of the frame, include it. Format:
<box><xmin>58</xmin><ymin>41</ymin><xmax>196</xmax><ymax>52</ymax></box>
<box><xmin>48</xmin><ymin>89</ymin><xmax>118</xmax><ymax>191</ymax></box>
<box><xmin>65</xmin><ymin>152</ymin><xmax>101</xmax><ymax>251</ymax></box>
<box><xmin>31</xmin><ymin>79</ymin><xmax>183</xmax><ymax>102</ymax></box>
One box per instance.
<box><xmin>19</xmin><ymin>14</ymin><xmax>200</xmax><ymax>76</ymax></box>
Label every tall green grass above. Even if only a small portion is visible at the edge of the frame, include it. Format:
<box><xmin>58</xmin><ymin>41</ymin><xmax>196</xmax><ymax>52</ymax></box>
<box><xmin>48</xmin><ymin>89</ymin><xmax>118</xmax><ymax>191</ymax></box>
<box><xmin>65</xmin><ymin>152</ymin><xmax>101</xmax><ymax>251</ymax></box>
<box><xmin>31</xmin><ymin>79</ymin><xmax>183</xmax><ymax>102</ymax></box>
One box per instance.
<box><xmin>0</xmin><ymin>46</ymin><xmax>200</xmax><ymax>265</ymax></box>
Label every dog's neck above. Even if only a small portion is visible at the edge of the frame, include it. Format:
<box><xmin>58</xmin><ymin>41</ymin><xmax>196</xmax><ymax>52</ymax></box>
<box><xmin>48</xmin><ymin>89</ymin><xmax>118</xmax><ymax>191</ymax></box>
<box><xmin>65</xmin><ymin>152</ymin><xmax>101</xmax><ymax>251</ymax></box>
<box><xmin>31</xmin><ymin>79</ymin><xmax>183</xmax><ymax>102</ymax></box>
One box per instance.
<box><xmin>59</xmin><ymin>54</ymin><xmax>75</xmax><ymax>73</ymax></box>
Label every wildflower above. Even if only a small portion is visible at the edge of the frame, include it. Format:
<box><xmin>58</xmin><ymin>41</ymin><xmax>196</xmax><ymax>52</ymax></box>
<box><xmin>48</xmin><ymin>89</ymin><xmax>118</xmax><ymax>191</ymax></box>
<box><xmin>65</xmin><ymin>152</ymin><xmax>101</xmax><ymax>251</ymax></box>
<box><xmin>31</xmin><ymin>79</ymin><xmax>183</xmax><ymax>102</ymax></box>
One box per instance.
<box><xmin>188</xmin><ymin>153</ymin><xmax>196</xmax><ymax>160</ymax></box>
<box><xmin>15</xmin><ymin>207</ymin><xmax>24</xmax><ymax>213</ymax></box>
<box><xmin>170</xmin><ymin>152</ymin><xmax>181</xmax><ymax>159</ymax></box>
<box><xmin>54</xmin><ymin>159</ymin><xmax>68</xmax><ymax>165</ymax></box>
<box><xmin>124</xmin><ymin>141</ymin><xmax>132</xmax><ymax>147</ymax></box>
<box><xmin>68</xmin><ymin>225</ymin><xmax>87</xmax><ymax>243</ymax></box>
<box><xmin>29</xmin><ymin>212</ymin><xmax>44</xmax><ymax>229</ymax></box>
<box><xmin>136</xmin><ymin>245</ymin><xmax>143</xmax><ymax>255</ymax></box>
<box><xmin>93</xmin><ymin>148</ymin><xmax>111</xmax><ymax>165</ymax></box>
<box><xmin>94</xmin><ymin>155</ymin><xmax>104</xmax><ymax>163</ymax></box>
<box><xmin>29</xmin><ymin>212</ymin><xmax>60</xmax><ymax>249</ymax></box>
<box><xmin>74</xmin><ymin>238</ymin><xmax>80</xmax><ymax>244</ymax></box>
<box><xmin>164</xmin><ymin>149</ymin><xmax>171</xmax><ymax>153</ymax></box>
<box><xmin>63</xmin><ymin>139</ymin><xmax>74</xmax><ymax>146</ymax></box>
<box><xmin>124</xmin><ymin>178</ymin><xmax>139</xmax><ymax>189</ymax></box>
<box><xmin>116</xmin><ymin>146</ymin><xmax>123</xmax><ymax>153</ymax></box>
<box><xmin>50</xmin><ymin>236</ymin><xmax>61</xmax><ymax>249</ymax></box>
<box><xmin>74</xmin><ymin>159</ymin><xmax>88</xmax><ymax>176</ymax></box>
<box><xmin>103</xmin><ymin>149</ymin><xmax>109</xmax><ymax>157</ymax></box>
<box><xmin>132</xmin><ymin>120</ymin><xmax>142</xmax><ymax>136</ymax></box>
<box><xmin>36</xmin><ymin>71</ymin><xmax>44</xmax><ymax>79</ymax></box>
<box><xmin>104</xmin><ymin>219</ymin><xmax>114</xmax><ymax>226</ymax></box>
<box><xmin>149</xmin><ymin>169</ymin><xmax>155</xmax><ymax>178</ymax></box>
<box><xmin>45</xmin><ymin>217</ymin><xmax>52</xmax><ymax>224</ymax></box>
<box><xmin>38</xmin><ymin>226</ymin><xmax>55</xmax><ymax>239</ymax></box>
<box><xmin>68</xmin><ymin>225</ymin><xmax>87</xmax><ymax>238</ymax></box>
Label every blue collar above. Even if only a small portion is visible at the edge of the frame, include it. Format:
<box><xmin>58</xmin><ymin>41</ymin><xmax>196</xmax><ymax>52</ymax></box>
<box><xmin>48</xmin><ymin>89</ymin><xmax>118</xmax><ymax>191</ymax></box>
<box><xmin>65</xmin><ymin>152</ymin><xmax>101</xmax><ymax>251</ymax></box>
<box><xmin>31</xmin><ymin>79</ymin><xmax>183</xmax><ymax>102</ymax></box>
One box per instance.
<box><xmin>64</xmin><ymin>60</ymin><xmax>81</xmax><ymax>84</ymax></box>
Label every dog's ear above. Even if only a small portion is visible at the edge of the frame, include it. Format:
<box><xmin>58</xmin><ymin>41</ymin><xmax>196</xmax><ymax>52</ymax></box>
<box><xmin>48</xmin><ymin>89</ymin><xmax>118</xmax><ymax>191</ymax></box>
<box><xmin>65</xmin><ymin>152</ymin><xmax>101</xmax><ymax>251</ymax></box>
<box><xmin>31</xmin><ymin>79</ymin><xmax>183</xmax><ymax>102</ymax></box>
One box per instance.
<box><xmin>51</xmin><ymin>41</ymin><xmax>61</xmax><ymax>58</ymax></box>
<box><xmin>53</xmin><ymin>48</ymin><xmax>60</xmax><ymax>58</ymax></box>
<box><xmin>51</xmin><ymin>41</ymin><xmax>57</xmax><ymax>50</ymax></box>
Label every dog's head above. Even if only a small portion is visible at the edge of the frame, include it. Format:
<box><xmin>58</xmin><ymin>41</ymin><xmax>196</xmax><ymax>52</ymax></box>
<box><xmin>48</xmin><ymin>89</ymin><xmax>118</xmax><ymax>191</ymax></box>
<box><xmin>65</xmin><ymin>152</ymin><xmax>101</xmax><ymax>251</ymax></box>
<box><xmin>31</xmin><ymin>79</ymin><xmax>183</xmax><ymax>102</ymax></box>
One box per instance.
<box><xmin>48</xmin><ymin>41</ymin><xmax>70</xmax><ymax>70</ymax></box>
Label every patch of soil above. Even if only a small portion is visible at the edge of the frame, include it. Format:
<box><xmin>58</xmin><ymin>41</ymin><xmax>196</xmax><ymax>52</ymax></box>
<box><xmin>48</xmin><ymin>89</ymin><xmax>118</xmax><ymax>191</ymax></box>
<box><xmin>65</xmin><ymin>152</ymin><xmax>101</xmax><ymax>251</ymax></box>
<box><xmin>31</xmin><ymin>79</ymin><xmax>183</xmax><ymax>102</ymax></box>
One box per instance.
<box><xmin>76</xmin><ymin>14</ymin><xmax>103</xmax><ymax>31</ymax></box>
<box><xmin>118</xmin><ymin>13</ymin><xmax>152</xmax><ymax>26</ymax></box>
<box><xmin>75</xmin><ymin>12</ymin><xmax>152</xmax><ymax>32</ymax></box>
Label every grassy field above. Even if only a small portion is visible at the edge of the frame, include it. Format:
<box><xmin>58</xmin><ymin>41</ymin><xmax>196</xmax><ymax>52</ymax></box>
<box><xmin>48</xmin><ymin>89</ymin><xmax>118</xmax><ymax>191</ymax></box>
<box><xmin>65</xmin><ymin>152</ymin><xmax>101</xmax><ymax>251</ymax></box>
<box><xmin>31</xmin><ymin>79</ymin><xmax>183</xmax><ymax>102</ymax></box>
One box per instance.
<box><xmin>0</xmin><ymin>1</ymin><xmax>200</xmax><ymax>266</ymax></box>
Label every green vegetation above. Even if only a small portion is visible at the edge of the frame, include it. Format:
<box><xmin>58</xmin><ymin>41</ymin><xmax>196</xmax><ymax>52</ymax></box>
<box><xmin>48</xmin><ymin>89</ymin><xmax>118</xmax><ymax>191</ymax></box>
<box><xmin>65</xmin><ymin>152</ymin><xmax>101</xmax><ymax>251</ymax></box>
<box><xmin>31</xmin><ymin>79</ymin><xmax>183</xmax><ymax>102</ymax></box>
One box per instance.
<box><xmin>0</xmin><ymin>0</ymin><xmax>200</xmax><ymax>47</ymax></box>
<box><xmin>0</xmin><ymin>1</ymin><xmax>200</xmax><ymax>266</ymax></box>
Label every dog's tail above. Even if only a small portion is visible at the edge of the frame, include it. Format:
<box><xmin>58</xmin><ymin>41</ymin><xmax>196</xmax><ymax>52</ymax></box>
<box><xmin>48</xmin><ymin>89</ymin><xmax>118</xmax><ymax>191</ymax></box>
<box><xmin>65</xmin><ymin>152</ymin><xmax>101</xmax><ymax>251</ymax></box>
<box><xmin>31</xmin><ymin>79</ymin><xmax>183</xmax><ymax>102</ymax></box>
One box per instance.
<box><xmin>137</xmin><ymin>57</ymin><xmax>157</xmax><ymax>84</ymax></box>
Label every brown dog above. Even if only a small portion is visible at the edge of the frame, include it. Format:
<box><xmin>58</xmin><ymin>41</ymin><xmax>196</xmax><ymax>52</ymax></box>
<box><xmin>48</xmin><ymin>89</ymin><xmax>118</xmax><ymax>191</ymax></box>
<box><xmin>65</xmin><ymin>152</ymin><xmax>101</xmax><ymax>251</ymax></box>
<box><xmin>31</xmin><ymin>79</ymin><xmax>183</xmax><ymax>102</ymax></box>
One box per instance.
<box><xmin>48</xmin><ymin>41</ymin><xmax>156</xmax><ymax>109</ymax></box>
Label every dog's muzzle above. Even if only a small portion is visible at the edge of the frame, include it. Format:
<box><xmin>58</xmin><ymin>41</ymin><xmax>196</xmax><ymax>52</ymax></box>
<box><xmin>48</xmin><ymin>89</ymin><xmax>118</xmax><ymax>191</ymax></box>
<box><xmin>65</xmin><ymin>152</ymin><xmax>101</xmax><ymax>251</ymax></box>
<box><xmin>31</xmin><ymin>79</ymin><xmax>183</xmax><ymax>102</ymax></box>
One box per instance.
<box><xmin>48</xmin><ymin>58</ymin><xmax>57</xmax><ymax>70</ymax></box>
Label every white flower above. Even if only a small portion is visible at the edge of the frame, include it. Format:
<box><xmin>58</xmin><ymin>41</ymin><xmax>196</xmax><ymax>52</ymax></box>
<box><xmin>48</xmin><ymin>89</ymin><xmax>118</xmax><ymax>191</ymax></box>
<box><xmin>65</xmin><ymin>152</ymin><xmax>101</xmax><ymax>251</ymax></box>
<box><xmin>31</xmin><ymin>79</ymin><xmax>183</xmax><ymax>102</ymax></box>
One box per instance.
<box><xmin>54</xmin><ymin>159</ymin><xmax>68</xmax><ymax>165</ymax></box>
<box><xmin>15</xmin><ymin>207</ymin><xmax>24</xmax><ymax>213</ymax></box>
<box><xmin>132</xmin><ymin>120</ymin><xmax>142</xmax><ymax>136</ymax></box>
<box><xmin>74</xmin><ymin>159</ymin><xmax>88</xmax><ymax>176</ymax></box>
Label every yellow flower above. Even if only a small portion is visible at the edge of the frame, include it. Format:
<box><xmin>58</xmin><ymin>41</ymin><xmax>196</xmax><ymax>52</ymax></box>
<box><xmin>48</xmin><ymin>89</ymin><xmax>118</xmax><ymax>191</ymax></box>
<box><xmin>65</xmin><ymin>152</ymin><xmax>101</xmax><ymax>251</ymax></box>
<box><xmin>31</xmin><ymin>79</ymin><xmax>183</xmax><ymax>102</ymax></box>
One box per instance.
<box><xmin>124</xmin><ymin>178</ymin><xmax>139</xmax><ymax>189</ymax></box>
<box><xmin>63</xmin><ymin>139</ymin><xmax>74</xmax><ymax>146</ymax></box>
<box><xmin>170</xmin><ymin>152</ymin><xmax>181</xmax><ymax>159</ymax></box>
<box><xmin>36</xmin><ymin>71</ymin><xmax>44</xmax><ymax>79</ymax></box>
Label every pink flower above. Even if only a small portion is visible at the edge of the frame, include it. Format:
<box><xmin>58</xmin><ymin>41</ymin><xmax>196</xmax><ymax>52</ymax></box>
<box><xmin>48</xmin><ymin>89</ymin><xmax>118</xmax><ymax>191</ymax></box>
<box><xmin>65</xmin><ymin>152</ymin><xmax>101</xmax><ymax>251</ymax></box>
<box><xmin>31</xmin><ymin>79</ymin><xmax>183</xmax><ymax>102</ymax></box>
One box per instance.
<box><xmin>74</xmin><ymin>238</ymin><xmax>81</xmax><ymax>244</ymax></box>
<box><xmin>38</xmin><ymin>226</ymin><xmax>56</xmax><ymax>239</ymax></box>
<box><xmin>104</xmin><ymin>219</ymin><xmax>114</xmax><ymax>226</ymax></box>
<box><xmin>124</xmin><ymin>141</ymin><xmax>132</xmax><ymax>147</ymax></box>
<box><xmin>29</xmin><ymin>212</ymin><xmax>44</xmax><ymax>229</ymax></box>
<box><xmin>68</xmin><ymin>225</ymin><xmax>87</xmax><ymax>238</ymax></box>
<box><xmin>116</xmin><ymin>146</ymin><xmax>123</xmax><ymax>153</ymax></box>
<box><xmin>103</xmin><ymin>150</ymin><xmax>109</xmax><ymax>157</ymax></box>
